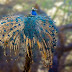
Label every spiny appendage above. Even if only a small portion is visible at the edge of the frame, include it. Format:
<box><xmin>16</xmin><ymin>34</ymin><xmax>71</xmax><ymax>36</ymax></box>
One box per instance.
<box><xmin>0</xmin><ymin>15</ymin><xmax>57</xmax><ymax>70</ymax></box>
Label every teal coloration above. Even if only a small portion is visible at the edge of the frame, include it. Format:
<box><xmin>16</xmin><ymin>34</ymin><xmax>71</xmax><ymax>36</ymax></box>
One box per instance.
<box><xmin>15</xmin><ymin>43</ymin><xmax>17</xmax><ymax>45</ymax></box>
<box><xmin>24</xmin><ymin>16</ymin><xmax>38</xmax><ymax>39</ymax></box>
<box><xmin>4</xmin><ymin>30</ymin><xmax>6</xmax><ymax>32</ymax></box>
<box><xmin>13</xmin><ymin>32</ymin><xmax>15</xmax><ymax>35</ymax></box>
<box><xmin>16</xmin><ymin>18</ymin><xmax>18</xmax><ymax>22</ymax></box>
<box><xmin>1</xmin><ymin>22</ymin><xmax>6</xmax><ymax>24</ymax></box>
<box><xmin>47</xmin><ymin>48</ymin><xmax>50</xmax><ymax>50</ymax></box>
<box><xmin>8</xmin><ymin>19</ymin><xmax>13</xmax><ymax>22</ymax></box>
<box><xmin>22</xmin><ymin>15</ymin><xmax>57</xmax><ymax>43</ymax></box>
<box><xmin>20</xmin><ymin>32</ymin><xmax>24</xmax><ymax>42</ymax></box>
<box><xmin>11</xmin><ymin>19</ymin><xmax>13</xmax><ymax>22</ymax></box>
<box><xmin>0</xmin><ymin>11</ymin><xmax>58</xmax><ymax>70</ymax></box>
<box><xmin>9</xmin><ymin>37</ymin><xmax>13</xmax><ymax>41</ymax></box>
<box><xmin>16</xmin><ymin>16</ymin><xmax>24</xmax><ymax>21</ymax></box>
